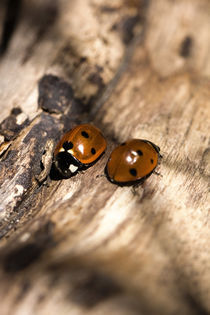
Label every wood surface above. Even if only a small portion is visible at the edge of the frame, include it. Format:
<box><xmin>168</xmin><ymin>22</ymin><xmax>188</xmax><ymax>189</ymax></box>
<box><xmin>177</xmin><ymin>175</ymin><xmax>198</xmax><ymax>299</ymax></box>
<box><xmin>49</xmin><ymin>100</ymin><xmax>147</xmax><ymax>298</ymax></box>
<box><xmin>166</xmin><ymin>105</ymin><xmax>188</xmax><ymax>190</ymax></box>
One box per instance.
<box><xmin>0</xmin><ymin>0</ymin><xmax>209</xmax><ymax>314</ymax></box>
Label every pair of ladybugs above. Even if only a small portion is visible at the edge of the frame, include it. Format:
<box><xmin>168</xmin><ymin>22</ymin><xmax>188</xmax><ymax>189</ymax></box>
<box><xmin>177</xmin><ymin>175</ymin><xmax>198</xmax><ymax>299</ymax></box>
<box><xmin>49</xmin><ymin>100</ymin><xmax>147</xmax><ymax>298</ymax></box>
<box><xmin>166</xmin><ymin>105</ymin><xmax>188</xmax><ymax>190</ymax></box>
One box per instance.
<box><xmin>53</xmin><ymin>124</ymin><xmax>161</xmax><ymax>186</ymax></box>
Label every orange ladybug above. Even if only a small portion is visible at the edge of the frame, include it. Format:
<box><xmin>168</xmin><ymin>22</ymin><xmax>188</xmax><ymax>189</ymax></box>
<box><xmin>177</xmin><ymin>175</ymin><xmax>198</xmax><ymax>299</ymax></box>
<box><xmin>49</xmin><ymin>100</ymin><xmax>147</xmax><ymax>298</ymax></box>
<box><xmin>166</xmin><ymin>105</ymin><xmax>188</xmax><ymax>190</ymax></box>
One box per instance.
<box><xmin>105</xmin><ymin>139</ymin><xmax>161</xmax><ymax>186</ymax></box>
<box><xmin>53</xmin><ymin>124</ymin><xmax>107</xmax><ymax>178</ymax></box>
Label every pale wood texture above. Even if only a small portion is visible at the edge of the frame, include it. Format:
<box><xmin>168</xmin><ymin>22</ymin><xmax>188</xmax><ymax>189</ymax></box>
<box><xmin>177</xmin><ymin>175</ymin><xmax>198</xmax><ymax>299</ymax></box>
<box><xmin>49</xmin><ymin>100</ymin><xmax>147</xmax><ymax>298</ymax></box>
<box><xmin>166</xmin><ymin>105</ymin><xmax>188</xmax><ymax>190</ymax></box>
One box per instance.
<box><xmin>0</xmin><ymin>1</ymin><xmax>210</xmax><ymax>314</ymax></box>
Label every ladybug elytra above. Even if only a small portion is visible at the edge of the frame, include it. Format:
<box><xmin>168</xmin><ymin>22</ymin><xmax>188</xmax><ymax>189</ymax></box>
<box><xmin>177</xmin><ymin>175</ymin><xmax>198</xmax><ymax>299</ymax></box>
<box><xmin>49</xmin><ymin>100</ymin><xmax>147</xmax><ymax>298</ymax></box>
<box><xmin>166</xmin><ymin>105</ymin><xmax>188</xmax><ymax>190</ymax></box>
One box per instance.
<box><xmin>105</xmin><ymin>139</ymin><xmax>161</xmax><ymax>186</ymax></box>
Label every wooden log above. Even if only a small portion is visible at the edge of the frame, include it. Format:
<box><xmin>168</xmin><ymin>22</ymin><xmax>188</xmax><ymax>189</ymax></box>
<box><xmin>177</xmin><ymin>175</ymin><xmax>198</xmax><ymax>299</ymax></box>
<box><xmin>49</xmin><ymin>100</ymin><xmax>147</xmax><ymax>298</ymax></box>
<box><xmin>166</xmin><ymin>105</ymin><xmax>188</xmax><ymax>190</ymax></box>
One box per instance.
<box><xmin>0</xmin><ymin>0</ymin><xmax>209</xmax><ymax>314</ymax></box>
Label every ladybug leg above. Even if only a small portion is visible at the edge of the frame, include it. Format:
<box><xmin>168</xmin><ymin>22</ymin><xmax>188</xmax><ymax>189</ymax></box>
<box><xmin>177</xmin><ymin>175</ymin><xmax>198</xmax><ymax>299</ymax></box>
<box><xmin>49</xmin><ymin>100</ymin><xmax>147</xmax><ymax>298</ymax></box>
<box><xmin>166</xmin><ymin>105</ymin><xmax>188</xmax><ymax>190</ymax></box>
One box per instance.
<box><xmin>96</xmin><ymin>174</ymin><xmax>106</xmax><ymax>179</ymax></box>
<box><xmin>131</xmin><ymin>185</ymin><xmax>144</xmax><ymax>198</ymax></box>
<box><xmin>131</xmin><ymin>182</ymin><xmax>142</xmax><ymax>196</ymax></box>
<box><xmin>131</xmin><ymin>185</ymin><xmax>137</xmax><ymax>195</ymax></box>
<box><xmin>153</xmin><ymin>170</ymin><xmax>162</xmax><ymax>177</ymax></box>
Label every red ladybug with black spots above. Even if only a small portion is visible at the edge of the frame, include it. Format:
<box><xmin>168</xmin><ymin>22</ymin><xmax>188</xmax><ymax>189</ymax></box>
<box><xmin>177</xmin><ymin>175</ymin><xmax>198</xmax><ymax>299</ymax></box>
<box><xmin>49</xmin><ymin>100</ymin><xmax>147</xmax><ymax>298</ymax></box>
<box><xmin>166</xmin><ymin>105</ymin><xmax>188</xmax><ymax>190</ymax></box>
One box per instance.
<box><xmin>105</xmin><ymin>139</ymin><xmax>161</xmax><ymax>186</ymax></box>
<box><xmin>53</xmin><ymin>124</ymin><xmax>107</xmax><ymax>178</ymax></box>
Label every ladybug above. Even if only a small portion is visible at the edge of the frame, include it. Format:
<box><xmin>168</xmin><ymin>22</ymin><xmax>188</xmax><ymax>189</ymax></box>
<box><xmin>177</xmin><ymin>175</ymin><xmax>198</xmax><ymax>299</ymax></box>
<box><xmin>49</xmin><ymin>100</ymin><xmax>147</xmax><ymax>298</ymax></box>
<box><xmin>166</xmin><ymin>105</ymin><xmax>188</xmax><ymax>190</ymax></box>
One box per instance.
<box><xmin>105</xmin><ymin>139</ymin><xmax>161</xmax><ymax>186</ymax></box>
<box><xmin>53</xmin><ymin>124</ymin><xmax>107</xmax><ymax>178</ymax></box>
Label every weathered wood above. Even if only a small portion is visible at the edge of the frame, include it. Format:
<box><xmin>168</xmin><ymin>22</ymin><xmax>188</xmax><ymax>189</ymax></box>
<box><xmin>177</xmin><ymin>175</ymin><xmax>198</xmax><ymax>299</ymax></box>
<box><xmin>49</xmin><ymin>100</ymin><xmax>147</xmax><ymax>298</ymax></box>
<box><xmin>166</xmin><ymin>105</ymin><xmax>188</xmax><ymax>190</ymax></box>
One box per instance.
<box><xmin>0</xmin><ymin>0</ymin><xmax>210</xmax><ymax>314</ymax></box>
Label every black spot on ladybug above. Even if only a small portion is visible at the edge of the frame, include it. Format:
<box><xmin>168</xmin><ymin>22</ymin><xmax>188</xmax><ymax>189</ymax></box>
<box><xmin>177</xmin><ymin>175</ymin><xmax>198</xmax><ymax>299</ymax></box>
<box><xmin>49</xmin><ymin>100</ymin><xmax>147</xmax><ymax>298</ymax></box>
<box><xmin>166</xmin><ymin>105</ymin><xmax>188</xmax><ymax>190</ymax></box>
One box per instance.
<box><xmin>81</xmin><ymin>131</ymin><xmax>89</xmax><ymax>138</ymax></box>
<box><xmin>63</xmin><ymin>141</ymin><xmax>73</xmax><ymax>151</ymax></box>
<box><xmin>130</xmin><ymin>168</ymin><xmax>137</xmax><ymax>177</ymax></box>
<box><xmin>151</xmin><ymin>159</ymin><xmax>154</xmax><ymax>164</ymax></box>
<box><xmin>137</xmin><ymin>150</ymin><xmax>143</xmax><ymax>156</ymax></box>
<box><xmin>91</xmin><ymin>148</ymin><xmax>96</xmax><ymax>155</ymax></box>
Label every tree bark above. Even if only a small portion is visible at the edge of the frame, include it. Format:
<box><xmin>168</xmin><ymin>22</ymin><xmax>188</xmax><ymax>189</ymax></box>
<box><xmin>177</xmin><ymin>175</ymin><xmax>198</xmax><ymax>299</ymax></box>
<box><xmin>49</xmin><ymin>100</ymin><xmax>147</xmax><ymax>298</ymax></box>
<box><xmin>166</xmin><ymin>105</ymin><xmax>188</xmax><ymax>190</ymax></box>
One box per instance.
<box><xmin>0</xmin><ymin>1</ymin><xmax>209</xmax><ymax>314</ymax></box>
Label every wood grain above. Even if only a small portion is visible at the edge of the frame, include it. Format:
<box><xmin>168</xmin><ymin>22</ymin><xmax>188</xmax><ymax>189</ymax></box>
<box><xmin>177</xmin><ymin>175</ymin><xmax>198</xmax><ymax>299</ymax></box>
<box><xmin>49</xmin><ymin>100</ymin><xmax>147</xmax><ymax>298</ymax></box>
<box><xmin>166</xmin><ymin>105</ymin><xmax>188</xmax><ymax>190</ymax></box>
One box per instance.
<box><xmin>0</xmin><ymin>0</ymin><xmax>209</xmax><ymax>314</ymax></box>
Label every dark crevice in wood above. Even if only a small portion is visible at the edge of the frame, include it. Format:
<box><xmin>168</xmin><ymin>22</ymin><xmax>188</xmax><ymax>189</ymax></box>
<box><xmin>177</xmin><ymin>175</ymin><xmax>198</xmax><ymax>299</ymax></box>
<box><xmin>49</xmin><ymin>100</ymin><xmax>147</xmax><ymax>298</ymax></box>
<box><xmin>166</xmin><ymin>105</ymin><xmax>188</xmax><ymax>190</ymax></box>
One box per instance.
<box><xmin>22</xmin><ymin>1</ymin><xmax>59</xmax><ymax>64</ymax></box>
<box><xmin>38</xmin><ymin>75</ymin><xmax>74</xmax><ymax>114</ymax></box>
<box><xmin>2</xmin><ymin>221</ymin><xmax>55</xmax><ymax>273</ymax></box>
<box><xmin>64</xmin><ymin>268</ymin><xmax>122</xmax><ymax>308</ymax></box>
<box><xmin>0</xmin><ymin>0</ymin><xmax>22</xmax><ymax>56</ymax></box>
<box><xmin>180</xmin><ymin>36</ymin><xmax>193</xmax><ymax>58</ymax></box>
<box><xmin>0</xmin><ymin>107</ymin><xmax>29</xmax><ymax>141</ymax></box>
<box><xmin>88</xmin><ymin>3</ymin><xmax>150</xmax><ymax>120</ymax></box>
<box><xmin>182</xmin><ymin>291</ymin><xmax>210</xmax><ymax>315</ymax></box>
<box><xmin>38</xmin><ymin>74</ymin><xmax>86</xmax><ymax>128</ymax></box>
<box><xmin>89</xmin><ymin>30</ymin><xmax>145</xmax><ymax>120</ymax></box>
